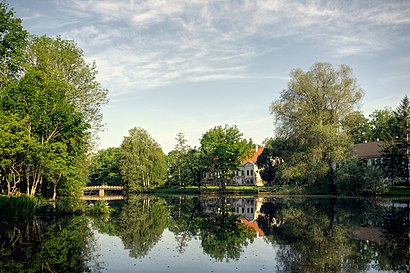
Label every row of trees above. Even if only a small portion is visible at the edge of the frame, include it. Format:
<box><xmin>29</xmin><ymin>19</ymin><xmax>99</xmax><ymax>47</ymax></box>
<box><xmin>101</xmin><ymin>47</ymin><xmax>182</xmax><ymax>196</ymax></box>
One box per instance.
<box><xmin>262</xmin><ymin>62</ymin><xmax>409</xmax><ymax>193</ymax></box>
<box><xmin>0</xmin><ymin>1</ymin><xmax>108</xmax><ymax>199</ymax></box>
<box><xmin>90</xmin><ymin>125</ymin><xmax>253</xmax><ymax>192</ymax></box>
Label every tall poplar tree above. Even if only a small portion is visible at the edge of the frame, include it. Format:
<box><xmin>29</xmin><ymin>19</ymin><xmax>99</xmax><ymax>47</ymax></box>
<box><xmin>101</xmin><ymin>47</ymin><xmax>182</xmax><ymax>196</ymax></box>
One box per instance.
<box><xmin>119</xmin><ymin>127</ymin><xmax>166</xmax><ymax>192</ymax></box>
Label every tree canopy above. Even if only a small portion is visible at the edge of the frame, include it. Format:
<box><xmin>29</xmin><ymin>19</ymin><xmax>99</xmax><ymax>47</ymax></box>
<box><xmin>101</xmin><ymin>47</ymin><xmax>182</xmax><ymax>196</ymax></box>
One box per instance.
<box><xmin>199</xmin><ymin>124</ymin><xmax>252</xmax><ymax>190</ymax></box>
<box><xmin>270</xmin><ymin>62</ymin><xmax>364</xmax><ymax>190</ymax></box>
<box><xmin>119</xmin><ymin>127</ymin><xmax>166</xmax><ymax>192</ymax></box>
<box><xmin>0</xmin><ymin>3</ymin><xmax>108</xmax><ymax>198</ymax></box>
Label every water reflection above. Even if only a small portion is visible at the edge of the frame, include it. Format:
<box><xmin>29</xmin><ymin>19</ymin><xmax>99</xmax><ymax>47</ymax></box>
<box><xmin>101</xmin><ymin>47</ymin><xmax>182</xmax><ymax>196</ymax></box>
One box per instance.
<box><xmin>0</xmin><ymin>196</ymin><xmax>409</xmax><ymax>273</ymax></box>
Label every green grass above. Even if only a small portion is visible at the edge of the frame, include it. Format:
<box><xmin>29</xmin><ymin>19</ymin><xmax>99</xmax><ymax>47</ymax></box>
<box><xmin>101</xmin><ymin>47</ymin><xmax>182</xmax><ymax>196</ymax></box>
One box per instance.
<box><xmin>148</xmin><ymin>185</ymin><xmax>303</xmax><ymax>195</ymax></box>
<box><xmin>383</xmin><ymin>186</ymin><xmax>410</xmax><ymax>197</ymax></box>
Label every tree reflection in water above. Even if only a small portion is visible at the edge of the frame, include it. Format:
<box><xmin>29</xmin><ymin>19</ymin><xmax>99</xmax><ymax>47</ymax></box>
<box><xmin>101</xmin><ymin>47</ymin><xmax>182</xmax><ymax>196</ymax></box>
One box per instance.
<box><xmin>117</xmin><ymin>195</ymin><xmax>168</xmax><ymax>258</ymax></box>
<box><xmin>0</xmin><ymin>196</ymin><xmax>408</xmax><ymax>272</ymax></box>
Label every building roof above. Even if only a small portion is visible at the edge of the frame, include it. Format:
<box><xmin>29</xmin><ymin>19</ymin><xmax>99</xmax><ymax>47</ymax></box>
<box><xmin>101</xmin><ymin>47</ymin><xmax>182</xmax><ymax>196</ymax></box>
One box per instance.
<box><xmin>241</xmin><ymin>147</ymin><xmax>264</xmax><ymax>164</ymax></box>
<box><xmin>240</xmin><ymin>218</ymin><xmax>265</xmax><ymax>237</ymax></box>
<box><xmin>353</xmin><ymin>141</ymin><xmax>384</xmax><ymax>159</ymax></box>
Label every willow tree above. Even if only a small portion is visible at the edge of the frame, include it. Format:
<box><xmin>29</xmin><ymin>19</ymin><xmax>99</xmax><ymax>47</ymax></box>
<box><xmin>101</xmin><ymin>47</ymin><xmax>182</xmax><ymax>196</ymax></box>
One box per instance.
<box><xmin>270</xmin><ymin>62</ymin><xmax>364</xmax><ymax>189</ymax></box>
<box><xmin>119</xmin><ymin>127</ymin><xmax>166</xmax><ymax>192</ymax></box>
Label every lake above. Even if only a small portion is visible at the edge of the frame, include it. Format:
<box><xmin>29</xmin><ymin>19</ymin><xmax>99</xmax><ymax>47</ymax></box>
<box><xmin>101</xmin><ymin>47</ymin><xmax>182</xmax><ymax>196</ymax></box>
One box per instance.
<box><xmin>1</xmin><ymin>195</ymin><xmax>409</xmax><ymax>273</ymax></box>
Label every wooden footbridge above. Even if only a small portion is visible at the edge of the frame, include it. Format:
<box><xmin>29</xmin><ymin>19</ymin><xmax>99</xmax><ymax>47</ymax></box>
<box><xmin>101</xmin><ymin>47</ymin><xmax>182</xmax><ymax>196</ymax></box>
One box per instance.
<box><xmin>81</xmin><ymin>185</ymin><xmax>125</xmax><ymax>200</ymax></box>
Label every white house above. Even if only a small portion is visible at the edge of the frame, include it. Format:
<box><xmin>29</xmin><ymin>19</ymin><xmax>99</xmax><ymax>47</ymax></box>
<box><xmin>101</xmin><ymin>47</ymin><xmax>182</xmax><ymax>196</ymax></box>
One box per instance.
<box><xmin>230</xmin><ymin>147</ymin><xmax>264</xmax><ymax>186</ymax></box>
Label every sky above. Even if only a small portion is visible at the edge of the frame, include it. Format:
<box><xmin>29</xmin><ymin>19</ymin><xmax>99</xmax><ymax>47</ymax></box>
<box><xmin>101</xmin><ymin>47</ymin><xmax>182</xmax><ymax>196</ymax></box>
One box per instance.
<box><xmin>8</xmin><ymin>0</ymin><xmax>410</xmax><ymax>153</ymax></box>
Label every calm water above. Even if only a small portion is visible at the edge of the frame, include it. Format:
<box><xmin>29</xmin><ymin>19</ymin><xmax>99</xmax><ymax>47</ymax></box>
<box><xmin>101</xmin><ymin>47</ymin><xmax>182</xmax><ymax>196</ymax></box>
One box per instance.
<box><xmin>1</xmin><ymin>195</ymin><xmax>409</xmax><ymax>273</ymax></box>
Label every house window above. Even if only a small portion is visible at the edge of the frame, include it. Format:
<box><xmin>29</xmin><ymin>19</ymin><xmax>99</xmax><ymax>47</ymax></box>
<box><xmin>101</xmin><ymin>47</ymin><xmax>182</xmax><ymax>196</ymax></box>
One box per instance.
<box><xmin>242</xmin><ymin>208</ymin><xmax>245</xmax><ymax>213</ymax></box>
<box><xmin>251</xmin><ymin>208</ymin><xmax>254</xmax><ymax>213</ymax></box>
<box><xmin>247</xmin><ymin>170</ymin><xmax>249</xmax><ymax>176</ymax></box>
<box><xmin>242</xmin><ymin>170</ymin><xmax>244</xmax><ymax>176</ymax></box>
<box><xmin>247</xmin><ymin>208</ymin><xmax>250</xmax><ymax>213</ymax></box>
<box><xmin>250</xmin><ymin>170</ymin><xmax>253</xmax><ymax>176</ymax></box>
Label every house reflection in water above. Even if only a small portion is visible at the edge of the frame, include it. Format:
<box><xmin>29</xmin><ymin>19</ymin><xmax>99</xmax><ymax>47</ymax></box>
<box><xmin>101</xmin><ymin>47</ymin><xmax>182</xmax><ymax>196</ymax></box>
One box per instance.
<box><xmin>202</xmin><ymin>197</ymin><xmax>266</xmax><ymax>238</ymax></box>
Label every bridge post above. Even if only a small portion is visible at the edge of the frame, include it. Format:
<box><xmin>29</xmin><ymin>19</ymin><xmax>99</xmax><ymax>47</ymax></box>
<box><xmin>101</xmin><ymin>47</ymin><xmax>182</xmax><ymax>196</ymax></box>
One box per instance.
<box><xmin>99</xmin><ymin>188</ymin><xmax>104</xmax><ymax>197</ymax></box>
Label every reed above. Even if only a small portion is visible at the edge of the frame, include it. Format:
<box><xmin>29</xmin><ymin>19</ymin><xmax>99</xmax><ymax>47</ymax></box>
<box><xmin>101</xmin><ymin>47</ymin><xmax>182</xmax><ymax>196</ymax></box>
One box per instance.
<box><xmin>0</xmin><ymin>195</ymin><xmax>36</xmax><ymax>219</ymax></box>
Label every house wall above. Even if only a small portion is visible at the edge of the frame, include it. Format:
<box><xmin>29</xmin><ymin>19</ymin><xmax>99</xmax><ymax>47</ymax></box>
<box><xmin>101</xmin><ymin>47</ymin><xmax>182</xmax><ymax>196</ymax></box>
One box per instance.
<box><xmin>229</xmin><ymin>162</ymin><xmax>264</xmax><ymax>186</ymax></box>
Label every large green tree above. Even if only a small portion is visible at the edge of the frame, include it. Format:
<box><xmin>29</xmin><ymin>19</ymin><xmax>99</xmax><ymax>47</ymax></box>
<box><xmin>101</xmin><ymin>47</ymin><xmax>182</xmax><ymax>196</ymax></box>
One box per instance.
<box><xmin>89</xmin><ymin>147</ymin><xmax>121</xmax><ymax>186</ymax></box>
<box><xmin>199</xmin><ymin>124</ymin><xmax>252</xmax><ymax>190</ymax></box>
<box><xmin>0</xmin><ymin>10</ymin><xmax>108</xmax><ymax>198</ymax></box>
<box><xmin>118</xmin><ymin>127</ymin><xmax>166</xmax><ymax>192</ymax></box>
<box><xmin>270</xmin><ymin>62</ymin><xmax>364</xmax><ymax>190</ymax></box>
<box><xmin>0</xmin><ymin>0</ymin><xmax>27</xmax><ymax>88</ymax></box>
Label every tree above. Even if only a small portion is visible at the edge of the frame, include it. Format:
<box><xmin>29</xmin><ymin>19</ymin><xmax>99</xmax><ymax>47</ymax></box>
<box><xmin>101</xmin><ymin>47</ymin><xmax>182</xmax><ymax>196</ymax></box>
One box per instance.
<box><xmin>167</xmin><ymin>133</ymin><xmax>194</xmax><ymax>187</ymax></box>
<box><xmin>0</xmin><ymin>33</ymin><xmax>108</xmax><ymax>198</ymax></box>
<box><xmin>199</xmin><ymin>125</ymin><xmax>252</xmax><ymax>190</ymax></box>
<box><xmin>256</xmin><ymin>138</ymin><xmax>286</xmax><ymax>185</ymax></box>
<box><xmin>369</xmin><ymin>108</ymin><xmax>395</xmax><ymax>141</ymax></box>
<box><xmin>0</xmin><ymin>0</ymin><xmax>28</xmax><ymax>88</ymax></box>
<box><xmin>342</xmin><ymin>111</ymin><xmax>371</xmax><ymax>143</ymax></box>
<box><xmin>167</xmin><ymin>133</ymin><xmax>205</xmax><ymax>190</ymax></box>
<box><xmin>118</xmin><ymin>127</ymin><xmax>166</xmax><ymax>192</ymax></box>
<box><xmin>382</xmin><ymin>96</ymin><xmax>410</xmax><ymax>187</ymax></box>
<box><xmin>394</xmin><ymin>95</ymin><xmax>410</xmax><ymax>188</ymax></box>
<box><xmin>270</xmin><ymin>62</ymin><xmax>364</xmax><ymax>190</ymax></box>
<box><xmin>89</xmin><ymin>147</ymin><xmax>121</xmax><ymax>186</ymax></box>
<box><xmin>26</xmin><ymin>35</ymin><xmax>108</xmax><ymax>135</ymax></box>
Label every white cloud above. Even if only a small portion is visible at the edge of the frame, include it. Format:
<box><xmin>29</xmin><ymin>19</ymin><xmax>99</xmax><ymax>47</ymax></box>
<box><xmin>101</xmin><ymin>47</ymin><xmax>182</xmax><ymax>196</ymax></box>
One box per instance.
<box><xmin>52</xmin><ymin>0</ymin><xmax>410</xmax><ymax>93</ymax></box>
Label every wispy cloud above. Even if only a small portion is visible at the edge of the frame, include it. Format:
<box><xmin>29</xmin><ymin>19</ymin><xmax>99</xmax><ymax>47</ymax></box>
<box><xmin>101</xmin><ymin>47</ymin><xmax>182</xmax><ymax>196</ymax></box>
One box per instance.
<box><xmin>46</xmin><ymin>0</ymin><xmax>410</xmax><ymax>93</ymax></box>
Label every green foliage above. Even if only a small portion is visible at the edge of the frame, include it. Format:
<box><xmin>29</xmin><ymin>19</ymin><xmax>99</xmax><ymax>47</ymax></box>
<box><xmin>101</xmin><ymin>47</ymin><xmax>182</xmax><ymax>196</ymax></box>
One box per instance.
<box><xmin>117</xmin><ymin>196</ymin><xmax>168</xmax><ymax>258</ymax></box>
<box><xmin>200</xmin><ymin>124</ymin><xmax>252</xmax><ymax>190</ymax></box>
<box><xmin>342</xmin><ymin>111</ymin><xmax>371</xmax><ymax>143</ymax></box>
<box><xmin>200</xmin><ymin>212</ymin><xmax>254</xmax><ymax>262</ymax></box>
<box><xmin>119</xmin><ymin>127</ymin><xmax>166</xmax><ymax>192</ymax></box>
<box><xmin>0</xmin><ymin>0</ymin><xmax>28</xmax><ymax>86</ymax></box>
<box><xmin>381</xmin><ymin>95</ymin><xmax>410</xmax><ymax>187</ymax></box>
<box><xmin>0</xmin><ymin>23</ymin><xmax>108</xmax><ymax>198</ymax></box>
<box><xmin>89</xmin><ymin>147</ymin><xmax>121</xmax><ymax>186</ymax></box>
<box><xmin>87</xmin><ymin>200</ymin><xmax>111</xmax><ymax>215</ymax></box>
<box><xmin>55</xmin><ymin>196</ymin><xmax>87</xmax><ymax>215</ymax></box>
<box><xmin>0</xmin><ymin>195</ymin><xmax>36</xmax><ymax>220</ymax></box>
<box><xmin>256</xmin><ymin>138</ymin><xmax>287</xmax><ymax>185</ymax></box>
<box><xmin>335</xmin><ymin>159</ymin><xmax>387</xmax><ymax>196</ymax></box>
<box><xmin>167</xmin><ymin>133</ymin><xmax>205</xmax><ymax>189</ymax></box>
<box><xmin>369</xmin><ymin>108</ymin><xmax>395</xmax><ymax>141</ymax></box>
<box><xmin>270</xmin><ymin>62</ymin><xmax>364</xmax><ymax>188</ymax></box>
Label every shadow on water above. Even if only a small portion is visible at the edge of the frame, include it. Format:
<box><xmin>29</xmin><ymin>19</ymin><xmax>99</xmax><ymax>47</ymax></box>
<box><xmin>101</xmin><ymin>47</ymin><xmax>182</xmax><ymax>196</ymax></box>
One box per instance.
<box><xmin>0</xmin><ymin>195</ymin><xmax>409</xmax><ymax>272</ymax></box>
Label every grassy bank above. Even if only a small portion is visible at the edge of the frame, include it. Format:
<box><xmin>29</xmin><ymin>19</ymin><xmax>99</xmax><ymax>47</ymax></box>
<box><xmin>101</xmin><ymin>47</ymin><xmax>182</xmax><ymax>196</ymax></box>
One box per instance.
<box><xmin>383</xmin><ymin>186</ymin><xmax>410</xmax><ymax>197</ymax></box>
<box><xmin>149</xmin><ymin>185</ymin><xmax>304</xmax><ymax>195</ymax></box>
<box><xmin>149</xmin><ymin>185</ymin><xmax>410</xmax><ymax>197</ymax></box>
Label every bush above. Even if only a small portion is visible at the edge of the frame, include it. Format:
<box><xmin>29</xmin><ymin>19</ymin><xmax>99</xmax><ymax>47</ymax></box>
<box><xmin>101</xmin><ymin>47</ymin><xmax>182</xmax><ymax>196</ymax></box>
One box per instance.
<box><xmin>335</xmin><ymin>160</ymin><xmax>387</xmax><ymax>196</ymax></box>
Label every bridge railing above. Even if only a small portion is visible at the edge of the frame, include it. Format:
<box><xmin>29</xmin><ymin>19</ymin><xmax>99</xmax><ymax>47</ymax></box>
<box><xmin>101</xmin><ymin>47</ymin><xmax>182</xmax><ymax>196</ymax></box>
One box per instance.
<box><xmin>83</xmin><ymin>185</ymin><xmax>124</xmax><ymax>191</ymax></box>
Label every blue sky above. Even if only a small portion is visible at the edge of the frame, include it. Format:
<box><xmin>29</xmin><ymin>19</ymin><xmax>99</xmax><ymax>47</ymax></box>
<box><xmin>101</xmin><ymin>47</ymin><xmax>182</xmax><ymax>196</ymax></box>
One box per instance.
<box><xmin>9</xmin><ymin>0</ymin><xmax>410</xmax><ymax>153</ymax></box>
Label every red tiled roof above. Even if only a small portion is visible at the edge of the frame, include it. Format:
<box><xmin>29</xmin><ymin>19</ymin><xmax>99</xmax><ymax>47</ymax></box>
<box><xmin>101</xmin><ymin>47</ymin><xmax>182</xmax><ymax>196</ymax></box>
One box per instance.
<box><xmin>241</xmin><ymin>147</ymin><xmax>264</xmax><ymax>164</ymax></box>
<box><xmin>240</xmin><ymin>218</ymin><xmax>265</xmax><ymax>237</ymax></box>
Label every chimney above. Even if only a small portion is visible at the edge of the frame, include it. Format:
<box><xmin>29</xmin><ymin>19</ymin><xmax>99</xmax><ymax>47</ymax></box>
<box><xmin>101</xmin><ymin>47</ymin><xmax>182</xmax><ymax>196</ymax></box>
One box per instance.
<box><xmin>255</xmin><ymin>145</ymin><xmax>258</xmax><ymax>152</ymax></box>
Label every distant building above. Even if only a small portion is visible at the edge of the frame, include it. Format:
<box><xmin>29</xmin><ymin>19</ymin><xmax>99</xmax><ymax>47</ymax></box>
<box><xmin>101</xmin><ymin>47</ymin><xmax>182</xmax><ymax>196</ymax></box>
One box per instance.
<box><xmin>203</xmin><ymin>147</ymin><xmax>265</xmax><ymax>186</ymax></box>
<box><xmin>230</xmin><ymin>147</ymin><xmax>264</xmax><ymax>186</ymax></box>
<box><xmin>353</xmin><ymin>141</ymin><xmax>384</xmax><ymax>166</ymax></box>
